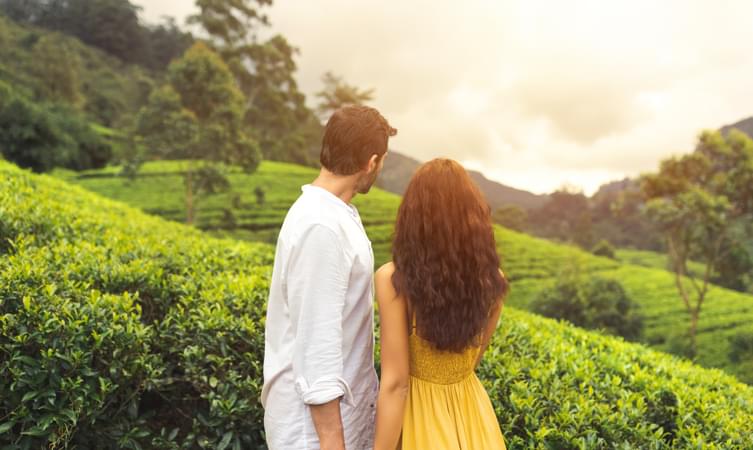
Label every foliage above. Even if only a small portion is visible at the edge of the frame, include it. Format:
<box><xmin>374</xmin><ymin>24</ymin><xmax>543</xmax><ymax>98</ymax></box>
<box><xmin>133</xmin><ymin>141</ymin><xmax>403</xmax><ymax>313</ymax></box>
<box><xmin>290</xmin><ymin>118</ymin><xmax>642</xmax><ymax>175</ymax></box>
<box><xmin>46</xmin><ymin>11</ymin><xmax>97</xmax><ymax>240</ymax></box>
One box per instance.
<box><xmin>254</xmin><ymin>186</ymin><xmax>265</xmax><ymax>206</ymax></box>
<box><xmin>480</xmin><ymin>308</ymin><xmax>753</xmax><ymax>449</ymax></box>
<box><xmin>531</xmin><ymin>268</ymin><xmax>643</xmax><ymax>340</ymax></box>
<box><xmin>189</xmin><ymin>0</ymin><xmax>321</xmax><ymax>165</ymax></box>
<box><xmin>0</xmin><ymin>0</ymin><xmax>193</xmax><ymax>70</ymax></box>
<box><xmin>641</xmin><ymin>130</ymin><xmax>753</xmax><ymax>357</ymax></box>
<box><xmin>29</xmin><ymin>34</ymin><xmax>82</xmax><ymax>105</ymax></box>
<box><xmin>316</xmin><ymin>71</ymin><xmax>375</xmax><ymax>119</ymax></box>
<box><xmin>0</xmin><ymin>81</ymin><xmax>111</xmax><ymax>172</ymax></box>
<box><xmin>57</xmin><ymin>159</ymin><xmax>753</xmax><ymax>382</ymax></box>
<box><xmin>493</xmin><ymin>205</ymin><xmax>528</xmax><ymax>232</ymax></box>
<box><xmin>728</xmin><ymin>332</ymin><xmax>753</xmax><ymax>384</ymax></box>
<box><xmin>1</xmin><ymin>160</ymin><xmax>273</xmax><ymax>448</ymax></box>
<box><xmin>591</xmin><ymin>239</ymin><xmax>616</xmax><ymax>259</ymax></box>
<box><xmin>134</xmin><ymin>43</ymin><xmax>261</xmax><ymax>224</ymax></box>
<box><xmin>4</xmin><ymin>159</ymin><xmax>753</xmax><ymax>448</ymax></box>
<box><xmin>0</xmin><ymin>14</ymin><xmax>155</xmax><ymax>127</ymax></box>
<box><xmin>528</xmin><ymin>188</ymin><xmax>594</xmax><ymax>248</ymax></box>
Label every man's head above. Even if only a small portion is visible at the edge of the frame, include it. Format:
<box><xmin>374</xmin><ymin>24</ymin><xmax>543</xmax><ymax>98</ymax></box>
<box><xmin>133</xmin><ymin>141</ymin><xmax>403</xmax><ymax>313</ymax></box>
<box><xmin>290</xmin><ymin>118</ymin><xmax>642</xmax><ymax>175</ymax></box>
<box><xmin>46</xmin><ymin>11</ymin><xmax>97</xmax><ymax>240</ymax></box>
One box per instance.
<box><xmin>320</xmin><ymin>105</ymin><xmax>397</xmax><ymax>194</ymax></box>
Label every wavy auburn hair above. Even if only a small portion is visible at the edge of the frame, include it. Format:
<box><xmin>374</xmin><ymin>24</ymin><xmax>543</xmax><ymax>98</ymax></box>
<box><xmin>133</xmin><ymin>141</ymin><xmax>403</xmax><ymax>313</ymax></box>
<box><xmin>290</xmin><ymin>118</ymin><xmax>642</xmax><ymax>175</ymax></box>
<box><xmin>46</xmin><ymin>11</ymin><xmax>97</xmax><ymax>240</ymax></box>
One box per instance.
<box><xmin>391</xmin><ymin>158</ymin><xmax>509</xmax><ymax>352</ymax></box>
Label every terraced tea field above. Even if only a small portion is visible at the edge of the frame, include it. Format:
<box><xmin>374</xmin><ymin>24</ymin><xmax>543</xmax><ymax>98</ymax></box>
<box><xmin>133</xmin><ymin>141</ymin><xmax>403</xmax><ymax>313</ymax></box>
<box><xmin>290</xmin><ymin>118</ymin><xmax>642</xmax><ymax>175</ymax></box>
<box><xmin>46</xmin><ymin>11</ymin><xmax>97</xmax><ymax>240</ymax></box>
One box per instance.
<box><xmin>4</xmin><ymin>159</ymin><xmax>753</xmax><ymax>447</ymax></box>
<box><xmin>54</xmin><ymin>160</ymin><xmax>753</xmax><ymax>382</ymax></box>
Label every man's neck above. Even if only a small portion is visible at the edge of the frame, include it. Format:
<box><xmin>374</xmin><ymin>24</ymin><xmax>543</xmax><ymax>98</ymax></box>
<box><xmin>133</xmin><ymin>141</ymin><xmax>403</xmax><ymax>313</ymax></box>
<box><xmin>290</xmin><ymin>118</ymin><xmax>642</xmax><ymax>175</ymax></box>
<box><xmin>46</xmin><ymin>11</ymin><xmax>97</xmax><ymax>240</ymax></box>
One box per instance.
<box><xmin>311</xmin><ymin>169</ymin><xmax>360</xmax><ymax>204</ymax></box>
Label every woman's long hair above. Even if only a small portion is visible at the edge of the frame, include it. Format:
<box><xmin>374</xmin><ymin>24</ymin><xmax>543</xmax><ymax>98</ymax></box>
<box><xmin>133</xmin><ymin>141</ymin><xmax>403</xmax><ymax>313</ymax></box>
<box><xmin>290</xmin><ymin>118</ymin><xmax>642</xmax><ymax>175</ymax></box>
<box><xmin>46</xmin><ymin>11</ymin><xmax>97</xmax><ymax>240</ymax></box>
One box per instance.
<box><xmin>391</xmin><ymin>158</ymin><xmax>509</xmax><ymax>352</ymax></box>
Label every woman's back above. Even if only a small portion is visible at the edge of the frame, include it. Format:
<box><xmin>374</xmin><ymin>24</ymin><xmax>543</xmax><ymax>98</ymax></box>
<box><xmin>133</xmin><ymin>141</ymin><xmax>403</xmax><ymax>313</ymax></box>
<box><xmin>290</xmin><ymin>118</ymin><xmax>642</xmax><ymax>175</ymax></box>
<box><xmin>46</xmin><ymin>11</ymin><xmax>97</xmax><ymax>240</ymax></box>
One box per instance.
<box><xmin>408</xmin><ymin>319</ymin><xmax>479</xmax><ymax>384</ymax></box>
<box><xmin>401</xmin><ymin>315</ymin><xmax>507</xmax><ymax>450</ymax></box>
<box><xmin>373</xmin><ymin>159</ymin><xmax>509</xmax><ymax>450</ymax></box>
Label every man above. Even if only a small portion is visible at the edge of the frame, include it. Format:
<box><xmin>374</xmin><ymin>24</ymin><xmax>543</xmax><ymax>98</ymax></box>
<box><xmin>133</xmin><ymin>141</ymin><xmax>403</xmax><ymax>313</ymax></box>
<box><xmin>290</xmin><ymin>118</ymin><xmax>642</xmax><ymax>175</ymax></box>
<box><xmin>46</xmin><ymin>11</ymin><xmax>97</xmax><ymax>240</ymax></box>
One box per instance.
<box><xmin>262</xmin><ymin>105</ymin><xmax>397</xmax><ymax>450</ymax></box>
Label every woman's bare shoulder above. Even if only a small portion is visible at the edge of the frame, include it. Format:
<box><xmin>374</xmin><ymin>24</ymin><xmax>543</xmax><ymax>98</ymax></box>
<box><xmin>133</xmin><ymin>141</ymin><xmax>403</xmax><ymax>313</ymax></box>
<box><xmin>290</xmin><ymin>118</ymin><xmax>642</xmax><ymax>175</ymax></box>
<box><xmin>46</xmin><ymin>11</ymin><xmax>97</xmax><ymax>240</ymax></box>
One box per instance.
<box><xmin>375</xmin><ymin>262</ymin><xmax>400</xmax><ymax>304</ymax></box>
<box><xmin>375</xmin><ymin>261</ymin><xmax>396</xmax><ymax>282</ymax></box>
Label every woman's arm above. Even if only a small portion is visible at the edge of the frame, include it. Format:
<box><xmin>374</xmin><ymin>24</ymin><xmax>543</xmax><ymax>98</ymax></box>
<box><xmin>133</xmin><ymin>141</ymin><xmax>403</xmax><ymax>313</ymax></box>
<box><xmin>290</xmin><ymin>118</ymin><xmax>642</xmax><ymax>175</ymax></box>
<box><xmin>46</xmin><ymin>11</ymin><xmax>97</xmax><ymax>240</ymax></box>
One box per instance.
<box><xmin>373</xmin><ymin>263</ymin><xmax>410</xmax><ymax>450</ymax></box>
<box><xmin>474</xmin><ymin>269</ymin><xmax>507</xmax><ymax>369</ymax></box>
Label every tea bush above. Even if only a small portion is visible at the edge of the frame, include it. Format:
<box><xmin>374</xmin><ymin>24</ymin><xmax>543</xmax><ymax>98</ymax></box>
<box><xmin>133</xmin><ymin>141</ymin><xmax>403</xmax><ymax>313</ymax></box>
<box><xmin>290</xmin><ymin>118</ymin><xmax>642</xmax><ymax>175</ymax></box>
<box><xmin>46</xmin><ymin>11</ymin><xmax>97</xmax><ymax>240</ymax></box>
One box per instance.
<box><xmin>6</xmin><ymin>159</ymin><xmax>753</xmax><ymax>448</ymax></box>
<box><xmin>1</xmin><ymin>160</ymin><xmax>273</xmax><ymax>448</ymax></box>
<box><xmin>57</xmin><ymin>160</ymin><xmax>753</xmax><ymax>384</ymax></box>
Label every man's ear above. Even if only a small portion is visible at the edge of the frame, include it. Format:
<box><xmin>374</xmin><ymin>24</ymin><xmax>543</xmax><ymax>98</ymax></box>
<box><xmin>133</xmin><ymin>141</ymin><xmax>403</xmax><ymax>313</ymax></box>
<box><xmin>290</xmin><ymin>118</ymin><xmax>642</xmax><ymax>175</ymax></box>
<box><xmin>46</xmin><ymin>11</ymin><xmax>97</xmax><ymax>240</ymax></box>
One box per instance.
<box><xmin>366</xmin><ymin>153</ymin><xmax>380</xmax><ymax>172</ymax></box>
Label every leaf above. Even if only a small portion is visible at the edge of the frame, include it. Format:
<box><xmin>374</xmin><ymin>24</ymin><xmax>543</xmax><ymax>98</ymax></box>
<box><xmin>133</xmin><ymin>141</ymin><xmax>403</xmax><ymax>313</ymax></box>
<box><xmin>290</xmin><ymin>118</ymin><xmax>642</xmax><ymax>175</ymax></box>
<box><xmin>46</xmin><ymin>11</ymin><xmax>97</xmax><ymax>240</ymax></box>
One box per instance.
<box><xmin>21</xmin><ymin>425</ymin><xmax>48</xmax><ymax>437</ymax></box>
<box><xmin>0</xmin><ymin>421</ymin><xmax>15</xmax><ymax>435</ymax></box>
<box><xmin>217</xmin><ymin>431</ymin><xmax>233</xmax><ymax>450</ymax></box>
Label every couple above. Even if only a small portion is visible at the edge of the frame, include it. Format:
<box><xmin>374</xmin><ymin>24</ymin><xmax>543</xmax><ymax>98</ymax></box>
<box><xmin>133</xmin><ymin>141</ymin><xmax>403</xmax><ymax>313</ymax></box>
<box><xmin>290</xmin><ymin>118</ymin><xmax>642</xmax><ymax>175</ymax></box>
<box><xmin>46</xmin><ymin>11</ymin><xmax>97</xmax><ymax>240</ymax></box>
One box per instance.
<box><xmin>262</xmin><ymin>105</ymin><xmax>509</xmax><ymax>450</ymax></box>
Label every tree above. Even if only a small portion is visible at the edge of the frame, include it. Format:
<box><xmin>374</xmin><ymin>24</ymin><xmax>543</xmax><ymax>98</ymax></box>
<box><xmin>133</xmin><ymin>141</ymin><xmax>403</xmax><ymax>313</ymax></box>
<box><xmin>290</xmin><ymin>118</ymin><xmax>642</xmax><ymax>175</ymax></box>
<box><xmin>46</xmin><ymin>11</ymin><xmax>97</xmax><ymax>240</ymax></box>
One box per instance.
<box><xmin>254</xmin><ymin>186</ymin><xmax>265</xmax><ymax>206</ymax></box>
<box><xmin>641</xmin><ymin>130</ymin><xmax>753</xmax><ymax>357</ymax></box>
<box><xmin>492</xmin><ymin>205</ymin><xmax>527</xmax><ymax>232</ymax></box>
<box><xmin>189</xmin><ymin>0</ymin><xmax>320</xmax><ymax>164</ymax></box>
<box><xmin>36</xmin><ymin>0</ymin><xmax>146</xmax><ymax>64</ymax></box>
<box><xmin>316</xmin><ymin>71</ymin><xmax>375</xmax><ymax>119</ymax></box>
<box><xmin>30</xmin><ymin>34</ymin><xmax>82</xmax><ymax>106</ymax></box>
<box><xmin>0</xmin><ymin>81</ymin><xmax>111</xmax><ymax>172</ymax></box>
<box><xmin>1</xmin><ymin>0</ymin><xmax>191</xmax><ymax>70</ymax></box>
<box><xmin>0</xmin><ymin>0</ymin><xmax>42</xmax><ymax>22</ymax></box>
<box><xmin>135</xmin><ymin>42</ymin><xmax>261</xmax><ymax>224</ymax></box>
<box><xmin>528</xmin><ymin>188</ymin><xmax>593</xmax><ymax>248</ymax></box>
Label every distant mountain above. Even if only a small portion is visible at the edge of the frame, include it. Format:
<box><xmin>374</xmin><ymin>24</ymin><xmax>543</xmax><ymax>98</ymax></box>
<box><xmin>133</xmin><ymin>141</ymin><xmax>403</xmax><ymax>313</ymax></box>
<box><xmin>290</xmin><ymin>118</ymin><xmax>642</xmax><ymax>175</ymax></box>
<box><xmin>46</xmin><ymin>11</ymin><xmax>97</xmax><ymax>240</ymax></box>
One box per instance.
<box><xmin>377</xmin><ymin>151</ymin><xmax>549</xmax><ymax>210</ymax></box>
<box><xmin>592</xmin><ymin>178</ymin><xmax>639</xmax><ymax>199</ymax></box>
<box><xmin>590</xmin><ymin>115</ymin><xmax>753</xmax><ymax>199</ymax></box>
<box><xmin>720</xmin><ymin>116</ymin><xmax>753</xmax><ymax>138</ymax></box>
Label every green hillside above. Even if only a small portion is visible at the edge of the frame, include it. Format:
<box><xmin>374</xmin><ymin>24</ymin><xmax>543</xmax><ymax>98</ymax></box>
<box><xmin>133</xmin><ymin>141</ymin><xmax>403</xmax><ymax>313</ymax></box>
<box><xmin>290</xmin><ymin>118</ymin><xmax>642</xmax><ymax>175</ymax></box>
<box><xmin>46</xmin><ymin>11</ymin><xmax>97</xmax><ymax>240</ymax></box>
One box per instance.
<box><xmin>54</xmin><ymin>160</ymin><xmax>753</xmax><ymax>383</ymax></box>
<box><xmin>5</xmin><ymin>159</ymin><xmax>753</xmax><ymax>447</ymax></box>
<box><xmin>0</xmin><ymin>14</ymin><xmax>152</xmax><ymax>127</ymax></box>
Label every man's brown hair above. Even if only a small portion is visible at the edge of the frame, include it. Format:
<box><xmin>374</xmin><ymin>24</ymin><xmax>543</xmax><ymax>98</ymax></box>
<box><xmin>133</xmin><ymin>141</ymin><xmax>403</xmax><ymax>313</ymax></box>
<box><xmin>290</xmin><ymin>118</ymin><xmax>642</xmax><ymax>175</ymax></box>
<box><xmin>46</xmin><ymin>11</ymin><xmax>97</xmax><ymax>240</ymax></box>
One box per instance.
<box><xmin>320</xmin><ymin>105</ymin><xmax>397</xmax><ymax>175</ymax></box>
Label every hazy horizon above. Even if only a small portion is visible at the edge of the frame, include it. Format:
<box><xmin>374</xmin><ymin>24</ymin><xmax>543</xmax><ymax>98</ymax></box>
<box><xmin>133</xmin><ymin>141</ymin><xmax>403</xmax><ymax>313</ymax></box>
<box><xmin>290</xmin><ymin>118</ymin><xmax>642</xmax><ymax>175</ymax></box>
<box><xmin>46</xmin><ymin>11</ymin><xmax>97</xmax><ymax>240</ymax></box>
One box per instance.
<box><xmin>135</xmin><ymin>0</ymin><xmax>753</xmax><ymax>195</ymax></box>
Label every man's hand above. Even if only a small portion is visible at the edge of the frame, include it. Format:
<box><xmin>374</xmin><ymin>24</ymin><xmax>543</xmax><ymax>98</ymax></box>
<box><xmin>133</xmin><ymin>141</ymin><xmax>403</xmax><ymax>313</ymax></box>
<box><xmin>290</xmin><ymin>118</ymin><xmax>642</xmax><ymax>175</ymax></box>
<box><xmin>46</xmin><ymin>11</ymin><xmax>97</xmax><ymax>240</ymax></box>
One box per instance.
<box><xmin>310</xmin><ymin>398</ymin><xmax>345</xmax><ymax>450</ymax></box>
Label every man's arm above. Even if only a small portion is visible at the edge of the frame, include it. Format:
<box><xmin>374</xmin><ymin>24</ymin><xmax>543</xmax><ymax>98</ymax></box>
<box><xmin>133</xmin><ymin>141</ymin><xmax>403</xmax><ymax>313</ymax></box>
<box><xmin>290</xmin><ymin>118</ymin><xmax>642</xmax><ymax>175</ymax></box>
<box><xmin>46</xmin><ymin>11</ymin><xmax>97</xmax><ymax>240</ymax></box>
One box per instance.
<box><xmin>310</xmin><ymin>399</ymin><xmax>345</xmax><ymax>450</ymax></box>
<box><xmin>287</xmin><ymin>224</ymin><xmax>350</xmax><ymax>448</ymax></box>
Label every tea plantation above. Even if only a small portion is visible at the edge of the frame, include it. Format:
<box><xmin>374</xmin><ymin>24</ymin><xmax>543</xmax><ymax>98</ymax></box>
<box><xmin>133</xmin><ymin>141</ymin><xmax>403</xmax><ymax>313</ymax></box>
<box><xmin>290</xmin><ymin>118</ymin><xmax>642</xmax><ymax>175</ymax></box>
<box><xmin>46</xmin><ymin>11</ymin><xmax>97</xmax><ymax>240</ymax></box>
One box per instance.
<box><xmin>55</xmin><ymin>160</ymin><xmax>753</xmax><ymax>383</ymax></box>
<box><xmin>1</xmin><ymin>158</ymin><xmax>750</xmax><ymax>448</ymax></box>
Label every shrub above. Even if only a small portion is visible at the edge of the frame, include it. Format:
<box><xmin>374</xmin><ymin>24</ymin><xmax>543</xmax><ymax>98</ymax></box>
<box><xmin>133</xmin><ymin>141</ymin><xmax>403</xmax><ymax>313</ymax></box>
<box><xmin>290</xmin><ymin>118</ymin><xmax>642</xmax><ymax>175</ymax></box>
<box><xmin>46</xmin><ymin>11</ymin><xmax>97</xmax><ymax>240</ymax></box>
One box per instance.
<box><xmin>531</xmin><ymin>272</ymin><xmax>643</xmax><ymax>340</ymax></box>
<box><xmin>2</xmin><ymin>160</ymin><xmax>753</xmax><ymax>448</ymax></box>
<box><xmin>729</xmin><ymin>332</ymin><xmax>753</xmax><ymax>384</ymax></box>
<box><xmin>0</xmin><ymin>82</ymin><xmax>111</xmax><ymax>172</ymax></box>
<box><xmin>592</xmin><ymin>239</ymin><xmax>616</xmax><ymax>259</ymax></box>
<box><xmin>0</xmin><ymin>162</ymin><xmax>272</xmax><ymax>448</ymax></box>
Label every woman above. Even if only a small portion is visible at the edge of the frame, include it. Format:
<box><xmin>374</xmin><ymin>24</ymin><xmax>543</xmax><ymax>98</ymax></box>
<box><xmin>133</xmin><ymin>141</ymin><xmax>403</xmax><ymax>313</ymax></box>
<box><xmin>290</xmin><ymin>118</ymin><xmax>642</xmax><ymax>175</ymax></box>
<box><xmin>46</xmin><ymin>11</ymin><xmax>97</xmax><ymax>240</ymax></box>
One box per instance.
<box><xmin>373</xmin><ymin>158</ymin><xmax>509</xmax><ymax>450</ymax></box>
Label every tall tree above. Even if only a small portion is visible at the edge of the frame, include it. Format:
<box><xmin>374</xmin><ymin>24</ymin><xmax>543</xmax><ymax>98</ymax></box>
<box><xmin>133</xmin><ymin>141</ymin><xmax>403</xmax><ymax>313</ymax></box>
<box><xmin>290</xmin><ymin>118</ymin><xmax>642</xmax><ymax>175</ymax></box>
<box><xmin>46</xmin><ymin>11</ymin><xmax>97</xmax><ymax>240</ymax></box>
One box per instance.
<box><xmin>135</xmin><ymin>42</ymin><xmax>261</xmax><ymax>224</ymax></box>
<box><xmin>492</xmin><ymin>205</ymin><xmax>528</xmax><ymax>232</ymax></box>
<box><xmin>189</xmin><ymin>0</ymin><xmax>318</xmax><ymax>164</ymax></box>
<box><xmin>316</xmin><ymin>71</ymin><xmax>375</xmax><ymax>119</ymax></box>
<box><xmin>36</xmin><ymin>0</ymin><xmax>147</xmax><ymax>64</ymax></box>
<box><xmin>30</xmin><ymin>34</ymin><xmax>82</xmax><ymax>106</ymax></box>
<box><xmin>143</xmin><ymin>17</ymin><xmax>194</xmax><ymax>70</ymax></box>
<box><xmin>641</xmin><ymin>130</ymin><xmax>753</xmax><ymax>357</ymax></box>
<box><xmin>528</xmin><ymin>188</ymin><xmax>593</xmax><ymax>248</ymax></box>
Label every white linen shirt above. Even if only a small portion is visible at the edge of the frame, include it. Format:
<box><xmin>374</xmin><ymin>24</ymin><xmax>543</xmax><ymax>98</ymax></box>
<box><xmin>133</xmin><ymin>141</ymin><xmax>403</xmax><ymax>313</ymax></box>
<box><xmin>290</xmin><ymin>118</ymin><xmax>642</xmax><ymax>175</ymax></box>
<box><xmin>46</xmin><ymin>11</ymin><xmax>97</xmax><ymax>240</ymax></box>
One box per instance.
<box><xmin>262</xmin><ymin>184</ymin><xmax>378</xmax><ymax>450</ymax></box>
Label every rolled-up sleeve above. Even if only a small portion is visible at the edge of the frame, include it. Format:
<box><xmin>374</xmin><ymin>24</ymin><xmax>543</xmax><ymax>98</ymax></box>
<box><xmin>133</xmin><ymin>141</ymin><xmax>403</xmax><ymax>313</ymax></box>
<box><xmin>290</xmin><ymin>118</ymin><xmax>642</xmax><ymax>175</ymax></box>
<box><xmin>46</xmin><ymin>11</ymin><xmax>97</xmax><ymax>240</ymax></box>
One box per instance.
<box><xmin>287</xmin><ymin>224</ymin><xmax>354</xmax><ymax>406</ymax></box>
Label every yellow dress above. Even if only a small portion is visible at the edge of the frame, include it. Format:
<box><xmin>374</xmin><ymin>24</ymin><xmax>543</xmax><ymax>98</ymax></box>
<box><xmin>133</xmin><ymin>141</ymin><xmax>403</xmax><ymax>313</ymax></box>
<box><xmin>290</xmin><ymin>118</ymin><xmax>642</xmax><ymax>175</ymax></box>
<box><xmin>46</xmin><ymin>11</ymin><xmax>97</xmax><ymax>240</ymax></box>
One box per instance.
<box><xmin>401</xmin><ymin>322</ymin><xmax>507</xmax><ymax>450</ymax></box>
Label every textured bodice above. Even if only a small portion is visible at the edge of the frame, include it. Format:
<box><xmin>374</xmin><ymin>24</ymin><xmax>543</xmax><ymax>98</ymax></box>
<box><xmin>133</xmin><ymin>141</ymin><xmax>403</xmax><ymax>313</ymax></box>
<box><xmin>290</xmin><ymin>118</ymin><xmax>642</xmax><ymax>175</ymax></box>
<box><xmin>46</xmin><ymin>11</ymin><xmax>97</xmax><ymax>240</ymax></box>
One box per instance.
<box><xmin>408</xmin><ymin>333</ymin><xmax>481</xmax><ymax>384</ymax></box>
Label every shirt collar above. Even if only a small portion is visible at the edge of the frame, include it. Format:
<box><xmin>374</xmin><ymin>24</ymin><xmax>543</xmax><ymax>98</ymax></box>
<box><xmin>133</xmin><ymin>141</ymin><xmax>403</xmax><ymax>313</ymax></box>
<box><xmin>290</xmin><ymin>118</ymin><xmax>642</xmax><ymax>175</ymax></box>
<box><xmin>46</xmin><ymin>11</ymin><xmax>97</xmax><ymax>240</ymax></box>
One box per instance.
<box><xmin>301</xmin><ymin>184</ymin><xmax>359</xmax><ymax>218</ymax></box>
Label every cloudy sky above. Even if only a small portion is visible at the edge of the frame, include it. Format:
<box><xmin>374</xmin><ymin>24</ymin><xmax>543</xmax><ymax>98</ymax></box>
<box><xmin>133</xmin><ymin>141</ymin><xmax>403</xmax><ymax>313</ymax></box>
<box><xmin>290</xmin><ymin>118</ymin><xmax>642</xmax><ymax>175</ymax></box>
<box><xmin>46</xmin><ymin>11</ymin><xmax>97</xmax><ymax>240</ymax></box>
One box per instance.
<box><xmin>135</xmin><ymin>0</ymin><xmax>753</xmax><ymax>195</ymax></box>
